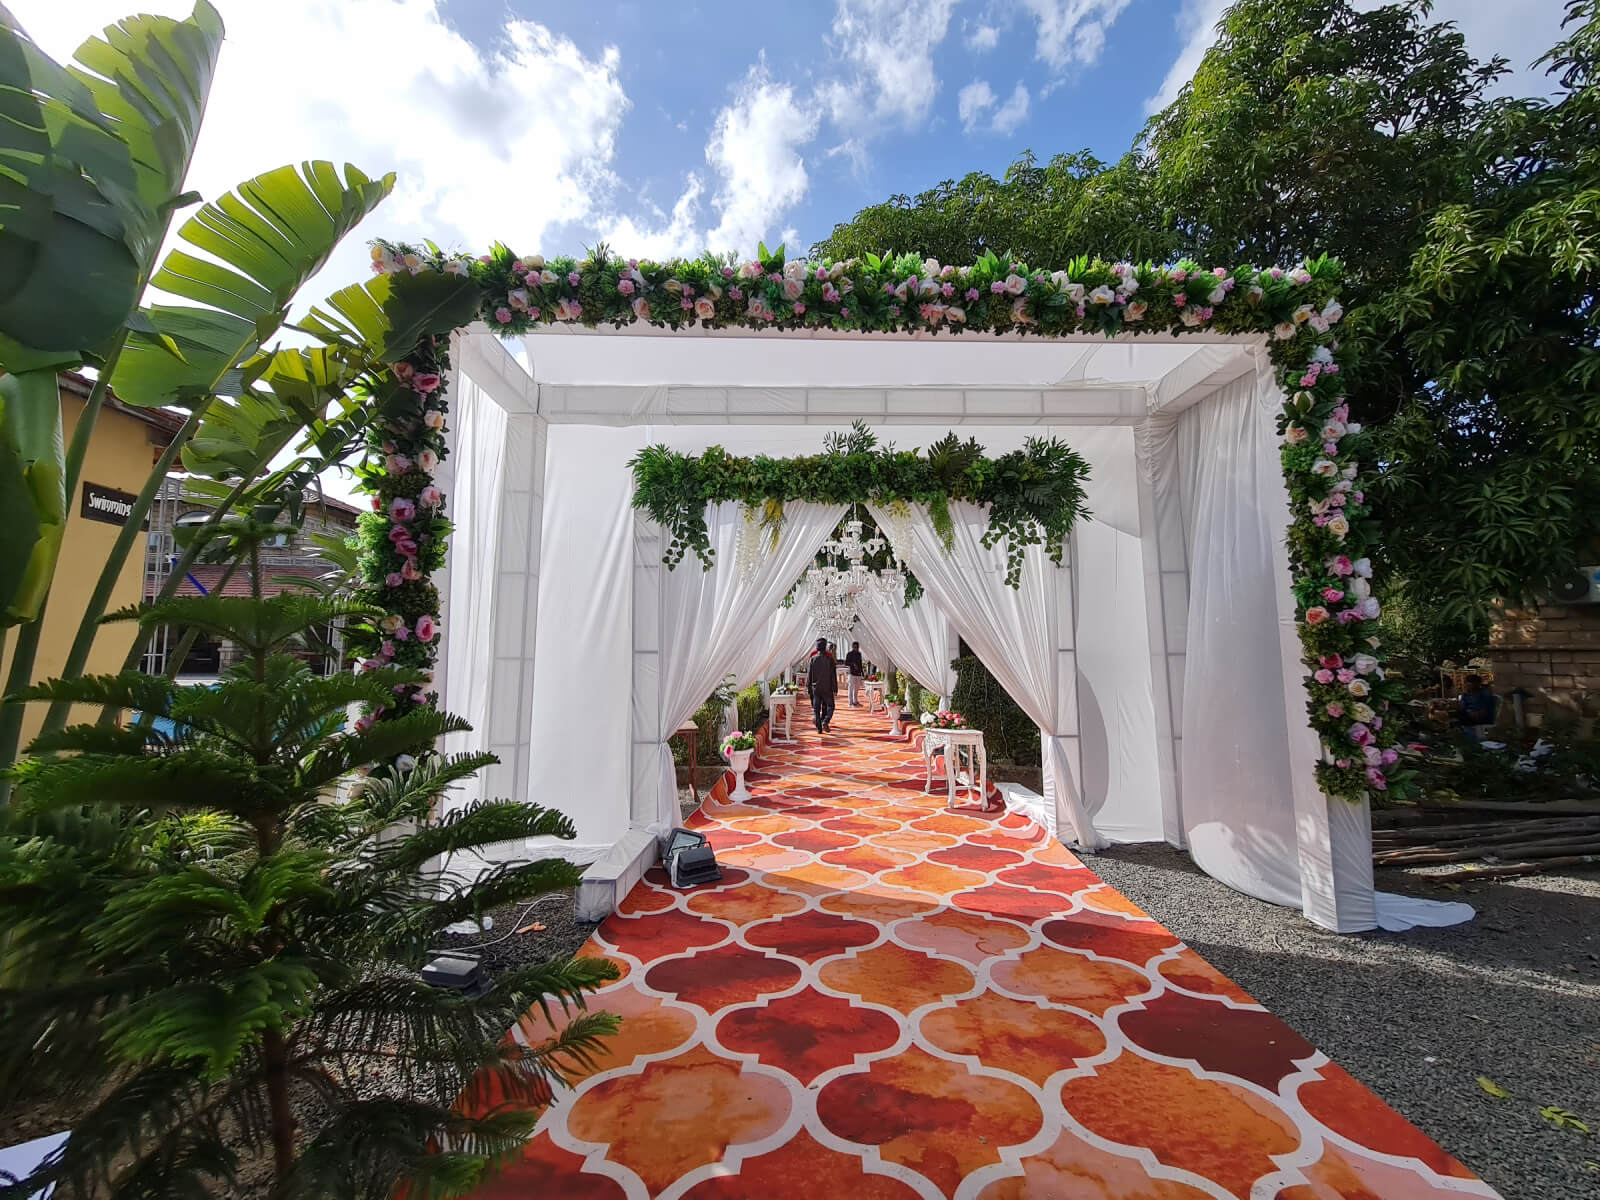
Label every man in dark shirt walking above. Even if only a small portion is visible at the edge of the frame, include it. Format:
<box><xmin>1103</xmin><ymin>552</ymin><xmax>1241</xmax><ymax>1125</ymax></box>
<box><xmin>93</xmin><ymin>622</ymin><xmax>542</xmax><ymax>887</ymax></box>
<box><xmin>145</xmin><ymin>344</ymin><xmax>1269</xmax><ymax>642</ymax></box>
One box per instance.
<box><xmin>806</xmin><ymin>638</ymin><xmax>837</xmax><ymax>733</ymax></box>
<box><xmin>844</xmin><ymin>641</ymin><xmax>865</xmax><ymax>706</ymax></box>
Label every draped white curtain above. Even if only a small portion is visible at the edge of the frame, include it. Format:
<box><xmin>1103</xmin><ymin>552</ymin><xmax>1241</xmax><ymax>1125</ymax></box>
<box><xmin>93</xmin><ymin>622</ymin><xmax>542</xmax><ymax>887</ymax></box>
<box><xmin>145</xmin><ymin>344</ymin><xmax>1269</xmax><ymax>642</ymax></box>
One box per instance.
<box><xmin>874</xmin><ymin>500</ymin><xmax>1103</xmax><ymax>849</ymax></box>
<box><xmin>439</xmin><ymin>374</ymin><xmax>506</xmax><ymax>808</ymax></box>
<box><xmin>648</xmin><ymin>502</ymin><xmax>846</xmax><ymax>832</ymax></box>
<box><xmin>729</xmin><ymin>596</ymin><xmax>817</xmax><ymax>690</ymax></box>
<box><xmin>856</xmin><ymin>589</ymin><xmax>958</xmax><ymax>705</ymax></box>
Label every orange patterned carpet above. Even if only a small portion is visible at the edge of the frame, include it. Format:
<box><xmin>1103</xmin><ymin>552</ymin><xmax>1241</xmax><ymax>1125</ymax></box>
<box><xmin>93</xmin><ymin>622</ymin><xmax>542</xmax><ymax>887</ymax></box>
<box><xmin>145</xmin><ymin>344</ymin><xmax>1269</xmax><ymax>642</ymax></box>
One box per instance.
<box><xmin>472</xmin><ymin>695</ymin><xmax>1499</xmax><ymax>1199</ymax></box>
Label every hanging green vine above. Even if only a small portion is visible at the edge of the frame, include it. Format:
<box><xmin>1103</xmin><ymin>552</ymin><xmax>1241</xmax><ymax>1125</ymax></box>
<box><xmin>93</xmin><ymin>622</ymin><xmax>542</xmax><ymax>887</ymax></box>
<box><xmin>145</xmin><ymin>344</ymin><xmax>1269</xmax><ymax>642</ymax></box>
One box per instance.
<box><xmin>628</xmin><ymin>423</ymin><xmax>1091</xmax><ymax>587</ymax></box>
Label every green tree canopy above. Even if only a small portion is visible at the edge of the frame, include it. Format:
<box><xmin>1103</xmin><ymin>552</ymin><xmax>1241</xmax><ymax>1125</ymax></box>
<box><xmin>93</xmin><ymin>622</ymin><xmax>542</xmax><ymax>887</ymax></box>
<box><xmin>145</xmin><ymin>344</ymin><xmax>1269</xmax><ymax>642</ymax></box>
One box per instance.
<box><xmin>815</xmin><ymin>0</ymin><xmax>1600</xmax><ymax>657</ymax></box>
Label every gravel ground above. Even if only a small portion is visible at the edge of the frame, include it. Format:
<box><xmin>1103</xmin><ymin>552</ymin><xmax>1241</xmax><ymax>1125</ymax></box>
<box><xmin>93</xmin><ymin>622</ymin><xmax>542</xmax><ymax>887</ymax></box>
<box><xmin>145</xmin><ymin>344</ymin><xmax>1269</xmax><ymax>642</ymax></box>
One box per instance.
<box><xmin>1087</xmin><ymin>845</ymin><xmax>1600</xmax><ymax>1200</ymax></box>
<box><xmin>434</xmin><ymin>888</ymin><xmax>595</xmax><ymax>975</ymax></box>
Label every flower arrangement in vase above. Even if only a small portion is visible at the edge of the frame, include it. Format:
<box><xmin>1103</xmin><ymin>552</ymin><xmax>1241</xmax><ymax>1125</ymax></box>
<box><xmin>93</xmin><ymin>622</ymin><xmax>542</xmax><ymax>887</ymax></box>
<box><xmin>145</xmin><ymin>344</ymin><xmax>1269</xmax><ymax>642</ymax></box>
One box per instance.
<box><xmin>721</xmin><ymin>729</ymin><xmax>757</xmax><ymax>801</ymax></box>
<box><xmin>921</xmin><ymin>710</ymin><xmax>968</xmax><ymax>730</ymax></box>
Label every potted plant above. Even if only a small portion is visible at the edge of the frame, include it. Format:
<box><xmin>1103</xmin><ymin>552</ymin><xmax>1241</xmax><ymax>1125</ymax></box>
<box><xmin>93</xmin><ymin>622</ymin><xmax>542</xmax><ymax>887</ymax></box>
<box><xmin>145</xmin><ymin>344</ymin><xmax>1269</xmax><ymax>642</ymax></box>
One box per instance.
<box><xmin>922</xmin><ymin>709</ymin><xmax>969</xmax><ymax>730</ymax></box>
<box><xmin>885</xmin><ymin>696</ymin><xmax>904</xmax><ymax>735</ymax></box>
<box><xmin>721</xmin><ymin>729</ymin><xmax>758</xmax><ymax>801</ymax></box>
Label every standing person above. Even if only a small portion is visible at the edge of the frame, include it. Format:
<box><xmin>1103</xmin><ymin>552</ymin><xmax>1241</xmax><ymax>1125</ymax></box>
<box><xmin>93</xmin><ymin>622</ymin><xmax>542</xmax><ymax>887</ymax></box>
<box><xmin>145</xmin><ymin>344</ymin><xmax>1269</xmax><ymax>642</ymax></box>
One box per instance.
<box><xmin>806</xmin><ymin>638</ymin><xmax>837</xmax><ymax>733</ymax></box>
<box><xmin>1457</xmin><ymin>674</ymin><xmax>1499</xmax><ymax>742</ymax></box>
<box><xmin>845</xmin><ymin>641</ymin><xmax>865</xmax><ymax>707</ymax></box>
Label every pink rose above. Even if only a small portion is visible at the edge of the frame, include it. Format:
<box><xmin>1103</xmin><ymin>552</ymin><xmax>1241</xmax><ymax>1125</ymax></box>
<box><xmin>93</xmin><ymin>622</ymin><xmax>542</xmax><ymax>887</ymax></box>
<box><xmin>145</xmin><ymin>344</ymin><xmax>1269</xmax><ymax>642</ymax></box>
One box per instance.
<box><xmin>385</xmin><ymin>454</ymin><xmax>411</xmax><ymax>474</ymax></box>
<box><xmin>355</xmin><ymin>715</ymin><xmax>374</xmax><ymax>733</ymax></box>
<box><xmin>392</xmin><ymin>624</ymin><xmax>410</xmax><ymax>642</ymax></box>
<box><xmin>792</xmin><ymin>302</ymin><xmax>805</xmax><ymax>315</ymax></box>
<box><xmin>1319</xmin><ymin>654</ymin><xmax>1343</xmax><ymax>669</ymax></box>
<box><xmin>722</xmin><ymin>266</ymin><xmax>735</xmax><ymax>278</ymax></box>
<box><xmin>389</xmin><ymin>497</ymin><xmax>415</xmax><ymax>522</ymax></box>
<box><xmin>385</xmin><ymin>572</ymin><xmax>402</xmax><ymax>588</ymax></box>
<box><xmin>632</xmin><ymin>297</ymin><xmax>651</xmax><ymax>320</ymax></box>
<box><xmin>618</xmin><ymin>278</ymin><xmax>635</xmax><ymax>295</ymax></box>
<box><xmin>1321</xmin><ymin>588</ymin><xmax>1343</xmax><ymax>603</ymax></box>
<box><xmin>418</xmin><ymin>449</ymin><xmax>438</xmax><ymax>472</ymax></box>
<box><xmin>1172</xmin><ymin>268</ymin><xmax>1187</xmax><ymax>283</ymax></box>
<box><xmin>1173</xmin><ymin>293</ymin><xmax>1187</xmax><ymax>308</ymax></box>
<box><xmin>1337</xmin><ymin>668</ymin><xmax>1355</xmax><ymax>684</ymax></box>
<box><xmin>1366</xmin><ymin>766</ymin><xmax>1387</xmax><ymax>791</ymax></box>
<box><xmin>419</xmin><ymin>485</ymin><xmax>442</xmax><ymax>508</ymax></box>
<box><xmin>1323</xmin><ymin>442</ymin><xmax>1338</xmax><ymax>454</ymax></box>
<box><xmin>380</xmin><ymin>639</ymin><xmax>396</xmax><ymax>658</ymax></box>
<box><xmin>415</xmin><ymin>614</ymin><xmax>438</xmax><ymax>642</ymax></box>
<box><xmin>1327</xmin><ymin>702</ymin><xmax>1344</xmax><ymax>718</ymax></box>
<box><xmin>567</xmin><ymin>271</ymin><xmax>581</xmax><ymax>286</ymax></box>
<box><xmin>1328</xmin><ymin>555</ymin><xmax>1354</xmax><ymax>576</ymax></box>
<box><xmin>401</xmin><ymin>558</ymin><xmax>421</xmax><ymax>581</ymax></box>
<box><xmin>1335</xmin><ymin>758</ymin><xmax>1350</xmax><ymax>769</ymax></box>
<box><xmin>966</xmin><ymin>287</ymin><xmax>980</xmax><ymax>301</ymax></box>
<box><xmin>1380</xmin><ymin>748</ymin><xmax>1399</xmax><ymax>766</ymax></box>
<box><xmin>1314</xmin><ymin>669</ymin><xmax>1334</xmax><ymax>684</ymax></box>
<box><xmin>1304</xmin><ymin>606</ymin><xmax>1330</xmax><ymax>626</ymax></box>
<box><xmin>494</xmin><ymin>307</ymin><xmax>512</xmax><ymax>325</ymax></box>
<box><xmin>392</xmin><ymin>361</ymin><xmax>415</xmax><ymax>381</ymax></box>
<box><xmin>394</xmin><ymin>537</ymin><xmax>417</xmax><ymax>558</ymax></box>
<box><xmin>1348</xmin><ymin>723</ymin><xmax>1373</xmax><ymax>746</ymax></box>
<box><xmin>694</xmin><ymin>297</ymin><xmax>716</xmax><ymax>319</ymax></box>
<box><xmin>412</xmin><ymin>374</ymin><xmax>441</xmax><ymax>394</ymax></box>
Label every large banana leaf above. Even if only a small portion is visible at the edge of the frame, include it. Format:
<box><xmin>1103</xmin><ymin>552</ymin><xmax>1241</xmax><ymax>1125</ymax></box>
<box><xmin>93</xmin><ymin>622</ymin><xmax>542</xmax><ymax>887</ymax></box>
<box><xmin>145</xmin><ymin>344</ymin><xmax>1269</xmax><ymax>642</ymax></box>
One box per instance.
<box><xmin>181</xmin><ymin>344</ymin><xmax>367</xmax><ymax>478</ymax></box>
<box><xmin>112</xmin><ymin>161</ymin><xmax>395</xmax><ymax>408</ymax></box>
<box><xmin>301</xmin><ymin>270</ymin><xmax>482</xmax><ymax>364</ymax></box>
<box><xmin>0</xmin><ymin>1</ymin><xmax>224</xmax><ymax>367</ymax></box>
<box><xmin>0</xmin><ymin>1</ymin><xmax>222</xmax><ymax>628</ymax></box>
<box><xmin>0</xmin><ymin>370</ymin><xmax>64</xmax><ymax>624</ymax></box>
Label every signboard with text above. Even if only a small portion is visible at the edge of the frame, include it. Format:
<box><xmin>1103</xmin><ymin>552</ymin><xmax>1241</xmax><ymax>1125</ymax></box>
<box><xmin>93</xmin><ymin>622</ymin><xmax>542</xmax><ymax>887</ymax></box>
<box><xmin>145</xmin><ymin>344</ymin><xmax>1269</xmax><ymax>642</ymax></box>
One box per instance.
<box><xmin>80</xmin><ymin>482</ymin><xmax>142</xmax><ymax>527</ymax></box>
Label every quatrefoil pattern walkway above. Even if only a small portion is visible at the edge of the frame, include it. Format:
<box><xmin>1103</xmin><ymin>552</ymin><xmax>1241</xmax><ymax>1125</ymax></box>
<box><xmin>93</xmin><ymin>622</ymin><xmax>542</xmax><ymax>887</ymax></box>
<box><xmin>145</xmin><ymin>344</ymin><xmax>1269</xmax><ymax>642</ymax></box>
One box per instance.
<box><xmin>470</xmin><ymin>698</ymin><xmax>1498</xmax><ymax>1199</ymax></box>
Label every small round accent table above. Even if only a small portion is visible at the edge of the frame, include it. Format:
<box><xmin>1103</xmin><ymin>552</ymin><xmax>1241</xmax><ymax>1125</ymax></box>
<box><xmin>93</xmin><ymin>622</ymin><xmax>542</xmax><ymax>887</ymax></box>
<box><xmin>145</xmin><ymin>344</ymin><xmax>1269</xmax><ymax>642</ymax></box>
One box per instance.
<box><xmin>922</xmin><ymin>728</ymin><xmax>987</xmax><ymax>809</ymax></box>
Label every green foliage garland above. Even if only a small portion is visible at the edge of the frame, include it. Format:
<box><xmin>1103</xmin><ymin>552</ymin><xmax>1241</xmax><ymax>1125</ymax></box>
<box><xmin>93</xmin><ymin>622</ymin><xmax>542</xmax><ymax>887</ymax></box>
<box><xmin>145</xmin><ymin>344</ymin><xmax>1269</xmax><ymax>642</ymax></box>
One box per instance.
<box><xmin>356</xmin><ymin>240</ymin><xmax>1391</xmax><ymax>799</ymax></box>
<box><xmin>628</xmin><ymin>426</ymin><xmax>1091</xmax><ymax>589</ymax></box>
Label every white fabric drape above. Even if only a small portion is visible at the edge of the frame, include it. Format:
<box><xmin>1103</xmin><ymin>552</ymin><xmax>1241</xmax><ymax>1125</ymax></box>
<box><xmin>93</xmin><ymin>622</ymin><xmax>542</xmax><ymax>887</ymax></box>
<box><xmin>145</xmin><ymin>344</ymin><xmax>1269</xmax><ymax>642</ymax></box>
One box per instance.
<box><xmin>648</xmin><ymin>502</ymin><xmax>845</xmax><ymax>833</ymax></box>
<box><xmin>876</xmin><ymin>500</ymin><xmax>1103</xmax><ymax>849</ymax></box>
<box><xmin>855</xmin><ymin>590</ymin><xmax>958</xmax><ymax>704</ymax></box>
<box><xmin>439</xmin><ymin>373</ymin><xmax>506</xmax><ymax>809</ymax></box>
<box><xmin>1173</xmin><ymin>374</ymin><xmax>1306</xmax><ymax>907</ymax></box>
<box><xmin>730</xmin><ymin>598</ymin><xmax>817</xmax><ymax>691</ymax></box>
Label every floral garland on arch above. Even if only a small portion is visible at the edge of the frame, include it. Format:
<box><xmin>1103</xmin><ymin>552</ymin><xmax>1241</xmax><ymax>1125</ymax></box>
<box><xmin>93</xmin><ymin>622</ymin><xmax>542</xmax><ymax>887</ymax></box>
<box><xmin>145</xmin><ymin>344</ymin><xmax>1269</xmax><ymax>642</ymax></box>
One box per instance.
<box><xmin>355</xmin><ymin>239</ymin><xmax>1396</xmax><ymax>799</ymax></box>
<box><xmin>345</xmin><ymin>334</ymin><xmax>449</xmax><ymax>729</ymax></box>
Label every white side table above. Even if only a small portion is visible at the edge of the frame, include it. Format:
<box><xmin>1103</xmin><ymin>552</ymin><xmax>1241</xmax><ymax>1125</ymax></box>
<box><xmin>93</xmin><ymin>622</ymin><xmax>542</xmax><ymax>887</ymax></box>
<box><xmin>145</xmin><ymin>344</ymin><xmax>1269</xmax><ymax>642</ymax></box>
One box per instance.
<box><xmin>922</xmin><ymin>728</ymin><xmax>987</xmax><ymax>809</ymax></box>
<box><xmin>768</xmin><ymin>692</ymin><xmax>796</xmax><ymax>743</ymax></box>
<box><xmin>862</xmin><ymin>679</ymin><xmax>887</xmax><ymax>711</ymax></box>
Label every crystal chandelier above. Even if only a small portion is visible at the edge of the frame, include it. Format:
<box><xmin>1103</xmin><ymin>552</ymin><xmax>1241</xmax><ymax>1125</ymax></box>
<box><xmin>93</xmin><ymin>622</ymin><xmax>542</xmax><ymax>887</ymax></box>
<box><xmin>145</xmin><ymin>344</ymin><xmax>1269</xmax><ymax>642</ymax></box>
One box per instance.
<box><xmin>806</xmin><ymin>515</ymin><xmax>904</xmax><ymax>631</ymax></box>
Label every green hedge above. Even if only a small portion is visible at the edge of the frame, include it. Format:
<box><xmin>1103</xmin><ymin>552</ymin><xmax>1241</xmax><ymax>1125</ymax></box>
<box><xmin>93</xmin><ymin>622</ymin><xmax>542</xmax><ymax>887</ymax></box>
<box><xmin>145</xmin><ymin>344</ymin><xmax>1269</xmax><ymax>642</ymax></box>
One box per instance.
<box><xmin>949</xmin><ymin>654</ymin><xmax>1039</xmax><ymax>766</ymax></box>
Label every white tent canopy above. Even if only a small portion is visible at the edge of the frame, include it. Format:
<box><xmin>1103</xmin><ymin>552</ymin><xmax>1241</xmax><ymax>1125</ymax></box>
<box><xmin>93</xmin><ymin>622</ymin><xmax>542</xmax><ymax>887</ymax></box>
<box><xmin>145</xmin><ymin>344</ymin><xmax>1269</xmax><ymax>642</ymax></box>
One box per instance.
<box><xmin>438</xmin><ymin>324</ymin><xmax>1470</xmax><ymax>934</ymax></box>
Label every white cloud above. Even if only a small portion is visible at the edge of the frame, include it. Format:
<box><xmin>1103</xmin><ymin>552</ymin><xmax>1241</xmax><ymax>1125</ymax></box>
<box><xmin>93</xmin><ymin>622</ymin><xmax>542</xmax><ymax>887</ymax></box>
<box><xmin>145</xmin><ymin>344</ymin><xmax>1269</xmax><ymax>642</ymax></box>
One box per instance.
<box><xmin>606</xmin><ymin>66</ymin><xmax>820</xmax><ymax>259</ymax></box>
<box><xmin>959</xmin><ymin>78</ymin><xmax>1029</xmax><ymax>136</ymax></box>
<box><xmin>967</xmin><ymin>22</ymin><xmax>1001</xmax><ymax>50</ymax></box>
<box><xmin>14</xmin><ymin>0</ymin><xmax>631</xmax><ymax>322</ymax></box>
<box><xmin>958</xmin><ymin>80</ymin><xmax>998</xmax><ymax>132</ymax></box>
<box><xmin>1148</xmin><ymin>0</ymin><xmax>1572</xmax><ymax>115</ymax></box>
<box><xmin>991</xmin><ymin>82</ymin><xmax>1031</xmax><ymax>134</ymax></box>
<box><xmin>825</xmin><ymin>0</ymin><xmax>960</xmax><ymax>130</ymax></box>
<box><xmin>1019</xmin><ymin>0</ymin><xmax>1132</xmax><ymax>71</ymax></box>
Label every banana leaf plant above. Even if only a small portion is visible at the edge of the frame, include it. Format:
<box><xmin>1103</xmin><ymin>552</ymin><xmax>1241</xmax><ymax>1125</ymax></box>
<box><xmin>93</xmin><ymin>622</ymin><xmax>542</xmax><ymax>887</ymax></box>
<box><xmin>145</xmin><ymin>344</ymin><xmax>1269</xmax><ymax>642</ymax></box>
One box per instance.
<box><xmin>0</xmin><ymin>0</ymin><xmax>224</xmax><ymax>626</ymax></box>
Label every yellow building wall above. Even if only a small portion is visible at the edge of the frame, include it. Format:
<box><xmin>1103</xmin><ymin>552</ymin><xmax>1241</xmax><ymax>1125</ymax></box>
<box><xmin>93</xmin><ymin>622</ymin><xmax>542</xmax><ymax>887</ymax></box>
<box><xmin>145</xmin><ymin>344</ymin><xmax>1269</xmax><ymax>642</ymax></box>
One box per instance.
<box><xmin>1</xmin><ymin>392</ymin><xmax>161</xmax><ymax>749</ymax></box>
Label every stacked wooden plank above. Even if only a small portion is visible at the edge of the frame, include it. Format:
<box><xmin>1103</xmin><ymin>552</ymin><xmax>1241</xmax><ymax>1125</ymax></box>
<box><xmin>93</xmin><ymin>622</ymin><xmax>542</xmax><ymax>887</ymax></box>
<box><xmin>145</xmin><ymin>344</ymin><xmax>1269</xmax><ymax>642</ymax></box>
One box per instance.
<box><xmin>1373</xmin><ymin>810</ymin><xmax>1600</xmax><ymax>881</ymax></box>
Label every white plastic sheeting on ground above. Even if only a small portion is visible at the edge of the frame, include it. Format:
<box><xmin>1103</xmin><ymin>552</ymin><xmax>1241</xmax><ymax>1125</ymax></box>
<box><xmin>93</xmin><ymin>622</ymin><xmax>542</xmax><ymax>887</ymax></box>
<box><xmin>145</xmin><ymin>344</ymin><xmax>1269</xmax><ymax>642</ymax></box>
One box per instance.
<box><xmin>879</xmin><ymin>500</ymin><xmax>1104</xmax><ymax>851</ymax></box>
<box><xmin>643</xmin><ymin>501</ymin><xmax>844</xmax><ymax>836</ymax></box>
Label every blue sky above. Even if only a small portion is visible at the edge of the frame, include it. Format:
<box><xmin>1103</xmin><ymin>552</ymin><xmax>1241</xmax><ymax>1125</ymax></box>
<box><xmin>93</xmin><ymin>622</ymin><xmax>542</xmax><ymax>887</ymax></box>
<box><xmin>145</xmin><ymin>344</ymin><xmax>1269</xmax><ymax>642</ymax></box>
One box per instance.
<box><xmin>22</xmin><ymin>0</ymin><xmax>1572</xmax><ymax>314</ymax></box>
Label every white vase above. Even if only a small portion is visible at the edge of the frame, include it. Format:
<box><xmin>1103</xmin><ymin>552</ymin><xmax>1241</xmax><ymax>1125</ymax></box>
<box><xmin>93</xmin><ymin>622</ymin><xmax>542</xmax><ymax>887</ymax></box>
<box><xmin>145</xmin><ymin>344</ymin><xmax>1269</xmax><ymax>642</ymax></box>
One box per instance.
<box><xmin>886</xmin><ymin>702</ymin><xmax>903</xmax><ymax>735</ymax></box>
<box><xmin>727</xmin><ymin>748</ymin><xmax>754</xmax><ymax>802</ymax></box>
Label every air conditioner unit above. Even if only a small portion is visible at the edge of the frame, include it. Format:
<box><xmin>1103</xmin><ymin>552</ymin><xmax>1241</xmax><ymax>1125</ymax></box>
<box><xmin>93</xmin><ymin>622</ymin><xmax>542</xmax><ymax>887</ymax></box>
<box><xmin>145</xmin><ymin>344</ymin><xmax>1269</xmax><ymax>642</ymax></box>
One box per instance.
<box><xmin>1549</xmin><ymin>566</ymin><xmax>1600</xmax><ymax>605</ymax></box>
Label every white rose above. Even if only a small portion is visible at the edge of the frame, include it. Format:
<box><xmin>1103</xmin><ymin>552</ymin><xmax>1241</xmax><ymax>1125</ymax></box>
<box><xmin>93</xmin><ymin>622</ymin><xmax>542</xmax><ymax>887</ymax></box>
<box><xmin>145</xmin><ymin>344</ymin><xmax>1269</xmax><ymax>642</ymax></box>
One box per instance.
<box><xmin>1326</xmin><ymin>515</ymin><xmax>1350</xmax><ymax>538</ymax></box>
<box><xmin>1311</xmin><ymin>345</ymin><xmax>1334</xmax><ymax>365</ymax></box>
<box><xmin>1321</xmin><ymin>298</ymin><xmax>1343</xmax><ymax>323</ymax></box>
<box><xmin>1348</xmin><ymin>679</ymin><xmax>1370</xmax><ymax>698</ymax></box>
<box><xmin>1284</xmin><ymin>425</ymin><xmax>1309</xmax><ymax>445</ymax></box>
<box><xmin>1353</xmin><ymin>556</ymin><xmax>1373</xmax><ymax>577</ymax></box>
<box><xmin>1208</xmin><ymin>286</ymin><xmax>1226</xmax><ymax>305</ymax></box>
<box><xmin>783</xmin><ymin>260</ymin><xmax>807</xmax><ymax>283</ymax></box>
<box><xmin>1349</xmin><ymin>576</ymin><xmax>1371</xmax><ymax>601</ymax></box>
<box><xmin>1321</xmin><ymin>420</ymin><xmax>1346</xmax><ymax>440</ymax></box>
<box><xmin>1353</xmin><ymin>653</ymin><xmax>1379</xmax><ymax>676</ymax></box>
<box><xmin>1089</xmin><ymin>285</ymin><xmax>1117</xmax><ymax>305</ymax></box>
<box><xmin>1311</xmin><ymin>458</ymin><xmax>1338</xmax><ymax>478</ymax></box>
<box><xmin>1004</xmin><ymin>273</ymin><xmax>1026</xmax><ymax>295</ymax></box>
<box><xmin>1274</xmin><ymin>322</ymin><xmax>1297</xmax><ymax>340</ymax></box>
<box><xmin>1351</xmin><ymin>702</ymin><xmax>1375</xmax><ymax>723</ymax></box>
<box><xmin>1293</xmin><ymin>303</ymin><xmax>1314</xmax><ymax>324</ymax></box>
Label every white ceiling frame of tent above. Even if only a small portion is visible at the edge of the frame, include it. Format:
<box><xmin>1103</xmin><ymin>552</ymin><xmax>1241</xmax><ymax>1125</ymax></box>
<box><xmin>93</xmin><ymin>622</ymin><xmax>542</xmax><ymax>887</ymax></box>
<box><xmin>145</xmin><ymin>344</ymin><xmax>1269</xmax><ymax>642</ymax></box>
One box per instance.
<box><xmin>465</xmin><ymin>322</ymin><xmax>1268</xmax><ymax>428</ymax></box>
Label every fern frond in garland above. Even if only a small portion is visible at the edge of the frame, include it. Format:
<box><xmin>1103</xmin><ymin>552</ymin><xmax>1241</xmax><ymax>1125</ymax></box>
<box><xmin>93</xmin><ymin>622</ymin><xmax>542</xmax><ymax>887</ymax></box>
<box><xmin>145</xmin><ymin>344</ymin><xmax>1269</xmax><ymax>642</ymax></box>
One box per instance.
<box><xmin>628</xmin><ymin>427</ymin><xmax>1092</xmax><ymax>585</ymax></box>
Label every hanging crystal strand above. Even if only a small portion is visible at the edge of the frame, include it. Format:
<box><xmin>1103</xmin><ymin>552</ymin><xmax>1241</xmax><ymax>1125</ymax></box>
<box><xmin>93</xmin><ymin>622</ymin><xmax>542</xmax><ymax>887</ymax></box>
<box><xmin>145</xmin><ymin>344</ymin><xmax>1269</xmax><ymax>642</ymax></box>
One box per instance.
<box><xmin>734</xmin><ymin>502</ymin><xmax>765</xmax><ymax>582</ymax></box>
<box><xmin>879</xmin><ymin>499</ymin><xmax>915</xmax><ymax>569</ymax></box>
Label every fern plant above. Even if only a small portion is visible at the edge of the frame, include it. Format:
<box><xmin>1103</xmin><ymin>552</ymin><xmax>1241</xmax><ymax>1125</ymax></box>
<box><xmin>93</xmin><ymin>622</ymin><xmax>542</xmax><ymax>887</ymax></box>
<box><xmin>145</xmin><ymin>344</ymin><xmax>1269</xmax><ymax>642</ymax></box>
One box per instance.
<box><xmin>0</xmin><ymin>528</ymin><xmax>618</xmax><ymax>1199</ymax></box>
